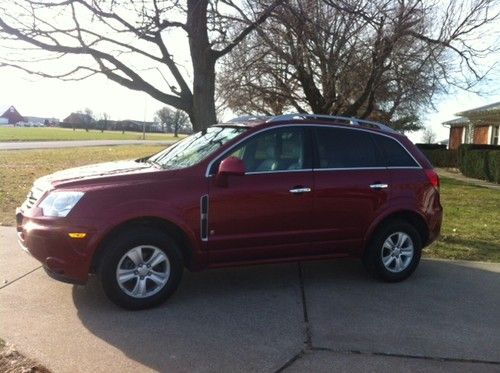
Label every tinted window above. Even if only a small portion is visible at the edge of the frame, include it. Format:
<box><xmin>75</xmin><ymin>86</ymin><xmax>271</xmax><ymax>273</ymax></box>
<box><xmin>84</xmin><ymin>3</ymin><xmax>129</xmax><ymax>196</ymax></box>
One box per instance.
<box><xmin>314</xmin><ymin>127</ymin><xmax>383</xmax><ymax>168</ymax></box>
<box><xmin>375</xmin><ymin>135</ymin><xmax>419</xmax><ymax>167</ymax></box>
<box><xmin>215</xmin><ymin>127</ymin><xmax>310</xmax><ymax>173</ymax></box>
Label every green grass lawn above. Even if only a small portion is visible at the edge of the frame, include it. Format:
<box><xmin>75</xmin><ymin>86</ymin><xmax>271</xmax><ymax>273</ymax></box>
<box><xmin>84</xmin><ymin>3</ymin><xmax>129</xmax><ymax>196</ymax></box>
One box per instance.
<box><xmin>0</xmin><ymin>149</ymin><xmax>498</xmax><ymax>262</ymax></box>
<box><xmin>0</xmin><ymin>126</ymin><xmax>181</xmax><ymax>142</ymax></box>
<box><xmin>423</xmin><ymin>177</ymin><xmax>500</xmax><ymax>262</ymax></box>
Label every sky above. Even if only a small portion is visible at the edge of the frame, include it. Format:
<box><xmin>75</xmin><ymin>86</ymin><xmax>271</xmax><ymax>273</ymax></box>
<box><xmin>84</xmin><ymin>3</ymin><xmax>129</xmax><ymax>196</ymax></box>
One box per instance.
<box><xmin>0</xmin><ymin>1</ymin><xmax>499</xmax><ymax>143</ymax></box>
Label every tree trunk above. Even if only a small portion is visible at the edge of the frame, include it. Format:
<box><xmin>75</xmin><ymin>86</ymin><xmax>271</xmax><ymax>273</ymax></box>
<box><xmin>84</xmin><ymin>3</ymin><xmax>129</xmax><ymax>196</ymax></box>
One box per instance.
<box><xmin>190</xmin><ymin>62</ymin><xmax>217</xmax><ymax>132</ymax></box>
<box><xmin>187</xmin><ymin>0</ymin><xmax>217</xmax><ymax>132</ymax></box>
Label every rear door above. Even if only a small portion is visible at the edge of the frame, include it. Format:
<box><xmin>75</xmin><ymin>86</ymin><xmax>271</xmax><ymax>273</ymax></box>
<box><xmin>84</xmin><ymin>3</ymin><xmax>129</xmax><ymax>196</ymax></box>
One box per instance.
<box><xmin>311</xmin><ymin>127</ymin><xmax>391</xmax><ymax>254</ymax></box>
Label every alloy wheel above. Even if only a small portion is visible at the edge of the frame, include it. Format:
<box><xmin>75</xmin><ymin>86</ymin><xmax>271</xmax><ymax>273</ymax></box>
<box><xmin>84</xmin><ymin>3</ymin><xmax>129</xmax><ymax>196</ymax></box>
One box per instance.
<box><xmin>380</xmin><ymin>232</ymin><xmax>414</xmax><ymax>273</ymax></box>
<box><xmin>116</xmin><ymin>245</ymin><xmax>171</xmax><ymax>298</ymax></box>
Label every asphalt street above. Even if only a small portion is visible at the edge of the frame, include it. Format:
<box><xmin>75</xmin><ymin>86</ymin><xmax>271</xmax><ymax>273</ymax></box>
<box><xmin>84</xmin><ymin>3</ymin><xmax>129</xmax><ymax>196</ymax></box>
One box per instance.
<box><xmin>0</xmin><ymin>140</ymin><xmax>174</xmax><ymax>150</ymax></box>
<box><xmin>1</xmin><ymin>226</ymin><xmax>499</xmax><ymax>372</ymax></box>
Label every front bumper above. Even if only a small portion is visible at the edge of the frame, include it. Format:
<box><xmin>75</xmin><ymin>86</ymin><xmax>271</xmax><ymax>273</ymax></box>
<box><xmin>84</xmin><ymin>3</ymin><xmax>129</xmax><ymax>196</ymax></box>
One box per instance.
<box><xmin>16</xmin><ymin>208</ymin><xmax>94</xmax><ymax>284</ymax></box>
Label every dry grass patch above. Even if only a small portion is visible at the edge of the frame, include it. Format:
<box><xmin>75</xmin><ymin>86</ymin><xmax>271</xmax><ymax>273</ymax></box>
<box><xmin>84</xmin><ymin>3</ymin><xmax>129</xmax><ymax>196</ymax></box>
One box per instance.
<box><xmin>0</xmin><ymin>339</ymin><xmax>51</xmax><ymax>373</ymax></box>
<box><xmin>0</xmin><ymin>127</ymin><xmax>181</xmax><ymax>142</ymax></box>
<box><xmin>0</xmin><ymin>145</ymin><xmax>164</xmax><ymax>225</ymax></box>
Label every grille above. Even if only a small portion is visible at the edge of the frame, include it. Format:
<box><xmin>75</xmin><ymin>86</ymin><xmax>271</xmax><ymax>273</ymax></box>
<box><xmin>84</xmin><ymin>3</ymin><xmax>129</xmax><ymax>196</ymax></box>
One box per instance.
<box><xmin>24</xmin><ymin>187</ymin><xmax>44</xmax><ymax>210</ymax></box>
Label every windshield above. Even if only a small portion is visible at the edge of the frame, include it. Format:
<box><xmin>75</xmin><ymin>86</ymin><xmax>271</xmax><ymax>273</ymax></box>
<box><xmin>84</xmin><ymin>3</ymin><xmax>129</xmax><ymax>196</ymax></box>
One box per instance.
<box><xmin>148</xmin><ymin>126</ymin><xmax>247</xmax><ymax>169</ymax></box>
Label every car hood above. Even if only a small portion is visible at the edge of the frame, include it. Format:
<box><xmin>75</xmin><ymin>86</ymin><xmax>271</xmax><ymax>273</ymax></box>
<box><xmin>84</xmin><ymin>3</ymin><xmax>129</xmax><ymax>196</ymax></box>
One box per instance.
<box><xmin>34</xmin><ymin>160</ymin><xmax>157</xmax><ymax>190</ymax></box>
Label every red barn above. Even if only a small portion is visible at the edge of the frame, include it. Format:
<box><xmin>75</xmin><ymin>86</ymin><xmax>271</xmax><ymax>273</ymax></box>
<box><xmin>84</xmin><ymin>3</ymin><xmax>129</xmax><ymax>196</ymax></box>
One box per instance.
<box><xmin>0</xmin><ymin>105</ymin><xmax>24</xmax><ymax>124</ymax></box>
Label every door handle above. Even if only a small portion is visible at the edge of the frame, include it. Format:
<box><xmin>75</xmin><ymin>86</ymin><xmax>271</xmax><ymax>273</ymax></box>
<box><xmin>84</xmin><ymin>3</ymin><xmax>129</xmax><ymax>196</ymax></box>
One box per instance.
<box><xmin>369</xmin><ymin>183</ymin><xmax>389</xmax><ymax>190</ymax></box>
<box><xmin>289</xmin><ymin>187</ymin><xmax>311</xmax><ymax>194</ymax></box>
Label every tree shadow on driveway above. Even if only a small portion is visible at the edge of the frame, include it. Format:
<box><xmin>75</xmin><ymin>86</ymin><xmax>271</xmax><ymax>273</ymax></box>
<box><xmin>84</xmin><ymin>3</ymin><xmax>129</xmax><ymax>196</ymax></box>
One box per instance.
<box><xmin>72</xmin><ymin>263</ymin><xmax>305</xmax><ymax>372</ymax></box>
<box><xmin>72</xmin><ymin>259</ymin><xmax>500</xmax><ymax>372</ymax></box>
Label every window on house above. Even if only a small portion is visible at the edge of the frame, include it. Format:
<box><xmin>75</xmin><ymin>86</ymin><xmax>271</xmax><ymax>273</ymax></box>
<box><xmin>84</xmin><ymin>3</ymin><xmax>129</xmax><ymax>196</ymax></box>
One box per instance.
<box><xmin>491</xmin><ymin>125</ymin><xmax>499</xmax><ymax>145</ymax></box>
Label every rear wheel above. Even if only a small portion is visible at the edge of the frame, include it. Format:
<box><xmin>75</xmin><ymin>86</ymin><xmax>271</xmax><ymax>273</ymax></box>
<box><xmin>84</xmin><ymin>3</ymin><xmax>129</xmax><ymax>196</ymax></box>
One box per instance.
<box><xmin>99</xmin><ymin>227</ymin><xmax>183</xmax><ymax>309</ymax></box>
<box><xmin>363</xmin><ymin>221</ymin><xmax>422</xmax><ymax>282</ymax></box>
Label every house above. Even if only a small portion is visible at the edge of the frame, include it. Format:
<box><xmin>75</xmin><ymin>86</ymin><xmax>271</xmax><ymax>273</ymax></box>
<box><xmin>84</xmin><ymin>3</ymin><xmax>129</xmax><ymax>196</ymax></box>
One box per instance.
<box><xmin>443</xmin><ymin>102</ymin><xmax>500</xmax><ymax>149</ymax></box>
<box><xmin>0</xmin><ymin>105</ymin><xmax>24</xmax><ymax>124</ymax></box>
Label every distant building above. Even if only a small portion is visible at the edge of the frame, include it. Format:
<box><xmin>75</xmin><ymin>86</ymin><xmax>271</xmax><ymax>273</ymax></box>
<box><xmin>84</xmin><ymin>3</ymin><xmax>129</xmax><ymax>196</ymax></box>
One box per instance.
<box><xmin>24</xmin><ymin>116</ymin><xmax>60</xmax><ymax>126</ymax></box>
<box><xmin>118</xmin><ymin>120</ymin><xmax>157</xmax><ymax>132</ymax></box>
<box><xmin>443</xmin><ymin>102</ymin><xmax>500</xmax><ymax>149</ymax></box>
<box><xmin>0</xmin><ymin>105</ymin><xmax>24</xmax><ymax>124</ymax></box>
<box><xmin>63</xmin><ymin>112</ymin><xmax>94</xmax><ymax>125</ymax></box>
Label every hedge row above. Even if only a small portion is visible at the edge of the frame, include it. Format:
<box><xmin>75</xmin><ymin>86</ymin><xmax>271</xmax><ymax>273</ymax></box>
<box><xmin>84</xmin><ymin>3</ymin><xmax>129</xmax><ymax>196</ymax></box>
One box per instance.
<box><xmin>415</xmin><ymin>143</ymin><xmax>447</xmax><ymax>150</ymax></box>
<box><xmin>458</xmin><ymin>145</ymin><xmax>500</xmax><ymax>183</ymax></box>
<box><xmin>420</xmin><ymin>149</ymin><xmax>458</xmax><ymax>168</ymax></box>
<box><xmin>418</xmin><ymin>144</ymin><xmax>500</xmax><ymax>183</ymax></box>
<box><xmin>488</xmin><ymin>151</ymin><xmax>500</xmax><ymax>183</ymax></box>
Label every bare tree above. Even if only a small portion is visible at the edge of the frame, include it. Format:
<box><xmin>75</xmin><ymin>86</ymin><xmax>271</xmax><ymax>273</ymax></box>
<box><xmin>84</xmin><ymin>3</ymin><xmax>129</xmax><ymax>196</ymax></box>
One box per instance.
<box><xmin>422</xmin><ymin>126</ymin><xmax>437</xmax><ymax>144</ymax></box>
<box><xmin>0</xmin><ymin>0</ymin><xmax>285</xmax><ymax>131</ymax></box>
<box><xmin>155</xmin><ymin>107</ymin><xmax>172</xmax><ymax>133</ymax></box>
<box><xmin>100</xmin><ymin>112</ymin><xmax>110</xmax><ymax>133</ymax></box>
<box><xmin>155</xmin><ymin>106</ymin><xmax>191</xmax><ymax>136</ymax></box>
<box><xmin>219</xmin><ymin>0</ymin><xmax>499</xmax><ymax>132</ymax></box>
<box><xmin>76</xmin><ymin>107</ymin><xmax>94</xmax><ymax>132</ymax></box>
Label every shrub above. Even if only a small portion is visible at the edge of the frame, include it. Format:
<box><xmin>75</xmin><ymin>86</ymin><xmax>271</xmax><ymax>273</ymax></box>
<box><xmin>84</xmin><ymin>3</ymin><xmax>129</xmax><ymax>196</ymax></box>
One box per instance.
<box><xmin>458</xmin><ymin>144</ymin><xmax>499</xmax><ymax>173</ymax></box>
<box><xmin>458</xmin><ymin>145</ymin><xmax>500</xmax><ymax>183</ymax></box>
<box><xmin>416</xmin><ymin>143</ymin><xmax>447</xmax><ymax>150</ymax></box>
<box><xmin>461</xmin><ymin>150</ymin><xmax>489</xmax><ymax>180</ymax></box>
<box><xmin>487</xmin><ymin>151</ymin><xmax>500</xmax><ymax>183</ymax></box>
<box><xmin>421</xmin><ymin>149</ymin><xmax>458</xmax><ymax>167</ymax></box>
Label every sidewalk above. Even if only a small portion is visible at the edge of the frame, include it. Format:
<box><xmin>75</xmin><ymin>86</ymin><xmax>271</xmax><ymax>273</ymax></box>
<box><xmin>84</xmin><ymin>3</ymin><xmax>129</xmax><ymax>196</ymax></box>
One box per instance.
<box><xmin>436</xmin><ymin>168</ymin><xmax>500</xmax><ymax>191</ymax></box>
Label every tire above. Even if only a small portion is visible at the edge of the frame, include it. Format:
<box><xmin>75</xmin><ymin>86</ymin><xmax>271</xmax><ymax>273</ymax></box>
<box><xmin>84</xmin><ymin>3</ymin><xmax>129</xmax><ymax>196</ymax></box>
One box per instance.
<box><xmin>363</xmin><ymin>221</ymin><xmax>422</xmax><ymax>282</ymax></box>
<box><xmin>99</xmin><ymin>227</ymin><xmax>183</xmax><ymax>310</ymax></box>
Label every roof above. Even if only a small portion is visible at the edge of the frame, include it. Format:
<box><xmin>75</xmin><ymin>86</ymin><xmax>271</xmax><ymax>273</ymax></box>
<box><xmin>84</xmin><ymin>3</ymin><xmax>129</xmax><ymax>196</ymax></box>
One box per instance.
<box><xmin>443</xmin><ymin>101</ymin><xmax>500</xmax><ymax>127</ymax></box>
<box><xmin>224</xmin><ymin>113</ymin><xmax>397</xmax><ymax>133</ymax></box>
<box><xmin>0</xmin><ymin>105</ymin><xmax>24</xmax><ymax>124</ymax></box>
<box><xmin>442</xmin><ymin>117</ymin><xmax>469</xmax><ymax>126</ymax></box>
<box><xmin>457</xmin><ymin>101</ymin><xmax>500</xmax><ymax>116</ymax></box>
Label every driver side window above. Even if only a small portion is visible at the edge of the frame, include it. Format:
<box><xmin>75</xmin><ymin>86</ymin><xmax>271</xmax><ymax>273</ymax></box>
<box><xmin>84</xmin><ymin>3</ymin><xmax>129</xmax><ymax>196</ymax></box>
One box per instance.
<box><xmin>229</xmin><ymin>127</ymin><xmax>309</xmax><ymax>173</ymax></box>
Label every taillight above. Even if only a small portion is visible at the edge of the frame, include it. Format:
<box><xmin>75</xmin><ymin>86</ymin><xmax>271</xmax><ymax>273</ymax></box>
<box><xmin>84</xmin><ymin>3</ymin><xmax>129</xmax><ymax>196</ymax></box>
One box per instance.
<box><xmin>424</xmin><ymin>169</ymin><xmax>440</xmax><ymax>190</ymax></box>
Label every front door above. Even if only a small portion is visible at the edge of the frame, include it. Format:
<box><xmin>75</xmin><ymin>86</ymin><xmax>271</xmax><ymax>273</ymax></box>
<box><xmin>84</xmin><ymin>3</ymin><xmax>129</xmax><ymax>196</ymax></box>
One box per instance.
<box><xmin>207</xmin><ymin>126</ymin><xmax>314</xmax><ymax>264</ymax></box>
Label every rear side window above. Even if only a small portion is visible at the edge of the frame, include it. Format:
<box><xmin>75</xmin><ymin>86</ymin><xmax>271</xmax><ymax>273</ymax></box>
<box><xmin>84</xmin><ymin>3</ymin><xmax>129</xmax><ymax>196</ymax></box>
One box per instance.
<box><xmin>314</xmin><ymin>127</ymin><xmax>384</xmax><ymax>168</ymax></box>
<box><xmin>375</xmin><ymin>135</ymin><xmax>419</xmax><ymax>167</ymax></box>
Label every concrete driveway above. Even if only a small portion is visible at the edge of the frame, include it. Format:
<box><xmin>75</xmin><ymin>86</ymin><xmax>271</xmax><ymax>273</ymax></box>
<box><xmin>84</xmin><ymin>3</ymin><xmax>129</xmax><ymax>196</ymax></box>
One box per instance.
<box><xmin>1</xmin><ymin>226</ymin><xmax>499</xmax><ymax>372</ymax></box>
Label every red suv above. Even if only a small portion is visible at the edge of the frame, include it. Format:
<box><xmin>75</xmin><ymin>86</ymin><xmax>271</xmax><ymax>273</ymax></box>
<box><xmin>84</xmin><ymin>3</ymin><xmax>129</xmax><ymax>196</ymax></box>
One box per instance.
<box><xmin>16</xmin><ymin>114</ymin><xmax>442</xmax><ymax>309</ymax></box>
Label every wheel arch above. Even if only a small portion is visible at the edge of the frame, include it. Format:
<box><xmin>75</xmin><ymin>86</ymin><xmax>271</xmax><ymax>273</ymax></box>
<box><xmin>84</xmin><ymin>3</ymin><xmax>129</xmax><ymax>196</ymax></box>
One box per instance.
<box><xmin>364</xmin><ymin>210</ymin><xmax>429</xmax><ymax>252</ymax></box>
<box><xmin>90</xmin><ymin>216</ymin><xmax>198</xmax><ymax>273</ymax></box>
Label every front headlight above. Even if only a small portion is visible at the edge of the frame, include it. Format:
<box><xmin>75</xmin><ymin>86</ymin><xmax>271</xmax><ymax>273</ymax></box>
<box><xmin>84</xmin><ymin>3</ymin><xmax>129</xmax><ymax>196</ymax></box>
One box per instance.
<box><xmin>38</xmin><ymin>191</ymin><xmax>85</xmax><ymax>217</ymax></box>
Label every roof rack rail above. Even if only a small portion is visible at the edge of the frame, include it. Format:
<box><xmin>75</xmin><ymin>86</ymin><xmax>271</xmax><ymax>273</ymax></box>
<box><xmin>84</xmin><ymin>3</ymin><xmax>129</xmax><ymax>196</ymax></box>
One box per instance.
<box><xmin>266</xmin><ymin>113</ymin><xmax>396</xmax><ymax>133</ymax></box>
<box><xmin>228</xmin><ymin>115</ymin><xmax>269</xmax><ymax>123</ymax></box>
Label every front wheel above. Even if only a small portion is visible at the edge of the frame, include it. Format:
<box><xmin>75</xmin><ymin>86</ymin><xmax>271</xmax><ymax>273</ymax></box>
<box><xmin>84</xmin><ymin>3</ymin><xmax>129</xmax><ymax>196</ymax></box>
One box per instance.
<box><xmin>363</xmin><ymin>221</ymin><xmax>422</xmax><ymax>282</ymax></box>
<box><xmin>99</xmin><ymin>227</ymin><xmax>183</xmax><ymax>310</ymax></box>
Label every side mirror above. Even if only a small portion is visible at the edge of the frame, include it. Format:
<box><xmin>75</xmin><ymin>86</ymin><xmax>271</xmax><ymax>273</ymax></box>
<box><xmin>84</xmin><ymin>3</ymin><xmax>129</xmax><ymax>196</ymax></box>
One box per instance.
<box><xmin>216</xmin><ymin>156</ymin><xmax>245</xmax><ymax>186</ymax></box>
